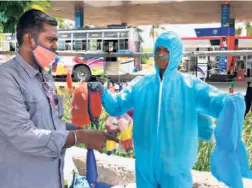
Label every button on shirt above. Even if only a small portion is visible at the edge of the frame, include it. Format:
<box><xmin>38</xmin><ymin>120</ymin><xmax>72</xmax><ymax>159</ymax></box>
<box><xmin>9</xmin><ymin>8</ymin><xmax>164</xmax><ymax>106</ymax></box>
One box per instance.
<box><xmin>0</xmin><ymin>54</ymin><xmax>69</xmax><ymax>188</ymax></box>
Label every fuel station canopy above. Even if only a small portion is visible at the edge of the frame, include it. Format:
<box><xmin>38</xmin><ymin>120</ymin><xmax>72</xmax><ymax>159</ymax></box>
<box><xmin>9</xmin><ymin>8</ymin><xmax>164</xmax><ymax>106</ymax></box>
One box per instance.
<box><xmin>47</xmin><ymin>1</ymin><xmax>252</xmax><ymax>26</ymax></box>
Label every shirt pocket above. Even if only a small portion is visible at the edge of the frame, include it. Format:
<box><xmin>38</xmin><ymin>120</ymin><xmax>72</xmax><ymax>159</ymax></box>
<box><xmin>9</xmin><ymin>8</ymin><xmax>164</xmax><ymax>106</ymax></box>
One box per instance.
<box><xmin>23</xmin><ymin>91</ymin><xmax>47</xmax><ymax>112</ymax></box>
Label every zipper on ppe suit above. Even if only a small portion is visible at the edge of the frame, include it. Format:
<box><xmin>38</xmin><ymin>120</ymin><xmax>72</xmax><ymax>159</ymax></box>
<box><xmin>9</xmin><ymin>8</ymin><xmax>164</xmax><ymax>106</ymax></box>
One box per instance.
<box><xmin>157</xmin><ymin>80</ymin><xmax>163</xmax><ymax>136</ymax></box>
<box><xmin>155</xmin><ymin>78</ymin><xmax>163</xmax><ymax>186</ymax></box>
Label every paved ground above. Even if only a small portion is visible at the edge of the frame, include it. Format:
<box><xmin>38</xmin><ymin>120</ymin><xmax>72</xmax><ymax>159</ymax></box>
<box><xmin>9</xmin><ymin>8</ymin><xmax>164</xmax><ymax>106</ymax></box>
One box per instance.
<box><xmin>64</xmin><ymin>147</ymin><xmax>252</xmax><ymax>188</ymax></box>
<box><xmin>210</xmin><ymin>82</ymin><xmax>247</xmax><ymax>95</ymax></box>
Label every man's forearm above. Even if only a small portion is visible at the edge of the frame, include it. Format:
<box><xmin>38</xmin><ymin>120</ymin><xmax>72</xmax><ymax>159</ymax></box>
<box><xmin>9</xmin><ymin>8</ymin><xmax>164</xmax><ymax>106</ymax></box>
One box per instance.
<box><xmin>64</xmin><ymin>130</ymin><xmax>91</xmax><ymax>148</ymax></box>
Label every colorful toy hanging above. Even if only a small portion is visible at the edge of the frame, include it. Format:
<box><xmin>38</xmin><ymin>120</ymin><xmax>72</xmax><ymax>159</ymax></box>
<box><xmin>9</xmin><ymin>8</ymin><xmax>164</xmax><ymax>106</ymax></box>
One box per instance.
<box><xmin>105</xmin><ymin>81</ymin><xmax>134</xmax><ymax>155</ymax></box>
<box><xmin>105</xmin><ymin>112</ymin><xmax>134</xmax><ymax>155</ymax></box>
<box><xmin>117</xmin><ymin>114</ymin><xmax>133</xmax><ymax>153</ymax></box>
<box><xmin>105</xmin><ymin>116</ymin><xmax>119</xmax><ymax>155</ymax></box>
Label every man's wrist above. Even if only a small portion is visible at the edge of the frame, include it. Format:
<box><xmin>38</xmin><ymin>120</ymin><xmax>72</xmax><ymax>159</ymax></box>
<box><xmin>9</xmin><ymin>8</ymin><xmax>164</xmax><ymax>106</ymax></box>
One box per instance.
<box><xmin>65</xmin><ymin>131</ymin><xmax>76</xmax><ymax>147</ymax></box>
<box><xmin>75</xmin><ymin>130</ymin><xmax>90</xmax><ymax>145</ymax></box>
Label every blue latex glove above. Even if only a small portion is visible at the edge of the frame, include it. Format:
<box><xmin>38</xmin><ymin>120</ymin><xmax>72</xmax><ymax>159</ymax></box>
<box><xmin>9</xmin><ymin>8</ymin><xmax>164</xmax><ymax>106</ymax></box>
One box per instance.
<box><xmin>197</xmin><ymin>113</ymin><xmax>215</xmax><ymax>142</ymax></box>
<box><xmin>87</xmin><ymin>82</ymin><xmax>105</xmax><ymax>95</ymax></box>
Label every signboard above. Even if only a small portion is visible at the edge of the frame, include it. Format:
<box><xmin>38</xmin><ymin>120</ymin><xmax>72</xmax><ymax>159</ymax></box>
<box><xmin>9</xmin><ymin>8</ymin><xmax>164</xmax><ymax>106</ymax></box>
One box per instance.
<box><xmin>88</xmin><ymin>32</ymin><xmax>102</xmax><ymax>38</ymax></box>
<box><xmin>219</xmin><ymin>46</ymin><xmax>228</xmax><ymax>72</ymax></box>
<box><xmin>221</xmin><ymin>4</ymin><xmax>230</xmax><ymax>27</ymax></box>
<box><xmin>195</xmin><ymin>27</ymin><xmax>235</xmax><ymax>37</ymax></box>
<box><xmin>104</xmin><ymin>32</ymin><xmax>118</xmax><ymax>38</ymax></box>
<box><xmin>195</xmin><ymin>28</ymin><xmax>221</xmax><ymax>37</ymax></box>
<box><xmin>221</xmin><ymin>27</ymin><xmax>235</xmax><ymax>36</ymax></box>
<box><xmin>59</xmin><ymin>33</ymin><xmax>71</xmax><ymax>39</ymax></box>
<box><xmin>119</xmin><ymin>32</ymin><xmax>129</xmax><ymax>38</ymax></box>
<box><xmin>73</xmin><ymin>33</ymin><xmax>87</xmax><ymax>39</ymax></box>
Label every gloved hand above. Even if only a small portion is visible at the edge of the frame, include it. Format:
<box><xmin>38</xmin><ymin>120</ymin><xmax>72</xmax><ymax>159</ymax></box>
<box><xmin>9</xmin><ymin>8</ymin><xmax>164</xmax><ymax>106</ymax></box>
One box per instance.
<box><xmin>87</xmin><ymin>82</ymin><xmax>105</xmax><ymax>95</ymax></box>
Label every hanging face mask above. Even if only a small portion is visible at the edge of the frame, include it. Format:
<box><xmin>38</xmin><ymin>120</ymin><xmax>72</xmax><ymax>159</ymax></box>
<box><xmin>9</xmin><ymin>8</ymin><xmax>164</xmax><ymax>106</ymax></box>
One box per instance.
<box><xmin>155</xmin><ymin>55</ymin><xmax>170</xmax><ymax>60</ymax></box>
<box><xmin>154</xmin><ymin>54</ymin><xmax>170</xmax><ymax>70</ymax></box>
<box><xmin>32</xmin><ymin>38</ymin><xmax>58</xmax><ymax>69</ymax></box>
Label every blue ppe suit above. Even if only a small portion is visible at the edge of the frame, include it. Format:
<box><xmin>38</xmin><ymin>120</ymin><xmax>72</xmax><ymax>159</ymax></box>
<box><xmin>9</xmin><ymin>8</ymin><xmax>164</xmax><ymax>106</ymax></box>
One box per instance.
<box><xmin>101</xmin><ymin>32</ymin><xmax>250</xmax><ymax>188</ymax></box>
<box><xmin>211</xmin><ymin>93</ymin><xmax>252</xmax><ymax>188</ymax></box>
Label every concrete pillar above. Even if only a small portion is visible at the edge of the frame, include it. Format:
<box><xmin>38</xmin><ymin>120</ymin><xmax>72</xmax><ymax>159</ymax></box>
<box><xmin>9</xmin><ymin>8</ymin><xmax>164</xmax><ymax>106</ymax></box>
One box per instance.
<box><xmin>75</xmin><ymin>3</ymin><xmax>84</xmax><ymax>28</ymax></box>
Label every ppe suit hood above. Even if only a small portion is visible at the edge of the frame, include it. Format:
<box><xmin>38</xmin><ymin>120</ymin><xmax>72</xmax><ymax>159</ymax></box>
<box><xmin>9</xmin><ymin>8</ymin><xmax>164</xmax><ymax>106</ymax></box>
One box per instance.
<box><xmin>154</xmin><ymin>31</ymin><xmax>183</xmax><ymax>77</ymax></box>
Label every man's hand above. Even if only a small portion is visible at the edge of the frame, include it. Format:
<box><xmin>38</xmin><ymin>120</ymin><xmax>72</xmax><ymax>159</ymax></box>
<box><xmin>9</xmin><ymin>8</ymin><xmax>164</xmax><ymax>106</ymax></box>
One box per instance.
<box><xmin>76</xmin><ymin>129</ymin><xmax>119</xmax><ymax>153</ymax></box>
<box><xmin>87</xmin><ymin>82</ymin><xmax>105</xmax><ymax>95</ymax></box>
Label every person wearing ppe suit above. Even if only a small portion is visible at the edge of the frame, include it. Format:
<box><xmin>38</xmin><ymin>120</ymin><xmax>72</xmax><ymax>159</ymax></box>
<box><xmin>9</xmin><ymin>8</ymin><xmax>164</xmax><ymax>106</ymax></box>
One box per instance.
<box><xmin>88</xmin><ymin>32</ymin><xmax>250</xmax><ymax>188</ymax></box>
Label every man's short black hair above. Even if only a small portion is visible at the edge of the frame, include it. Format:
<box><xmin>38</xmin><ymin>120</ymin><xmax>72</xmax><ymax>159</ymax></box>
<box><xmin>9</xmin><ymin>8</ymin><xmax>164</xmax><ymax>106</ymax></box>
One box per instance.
<box><xmin>16</xmin><ymin>9</ymin><xmax>58</xmax><ymax>46</ymax></box>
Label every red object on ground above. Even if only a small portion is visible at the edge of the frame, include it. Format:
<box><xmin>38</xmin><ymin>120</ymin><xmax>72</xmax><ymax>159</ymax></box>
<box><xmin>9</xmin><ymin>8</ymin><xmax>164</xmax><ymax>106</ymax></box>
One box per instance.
<box><xmin>237</xmin><ymin>69</ymin><xmax>245</xmax><ymax>82</ymax></box>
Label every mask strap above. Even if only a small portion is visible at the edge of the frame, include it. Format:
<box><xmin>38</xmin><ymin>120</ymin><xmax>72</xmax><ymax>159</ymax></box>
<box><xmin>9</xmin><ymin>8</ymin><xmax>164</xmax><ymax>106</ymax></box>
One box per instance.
<box><xmin>31</xmin><ymin>47</ymin><xmax>43</xmax><ymax>70</ymax></box>
<box><xmin>31</xmin><ymin>35</ymin><xmax>43</xmax><ymax>69</ymax></box>
<box><xmin>31</xmin><ymin>34</ymin><xmax>39</xmax><ymax>47</ymax></box>
<box><xmin>32</xmin><ymin>34</ymin><xmax>58</xmax><ymax>55</ymax></box>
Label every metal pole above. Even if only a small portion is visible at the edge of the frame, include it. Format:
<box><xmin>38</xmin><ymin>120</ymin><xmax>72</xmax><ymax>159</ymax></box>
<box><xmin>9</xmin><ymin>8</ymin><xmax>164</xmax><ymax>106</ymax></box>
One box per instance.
<box><xmin>207</xmin><ymin>55</ymin><xmax>210</xmax><ymax>80</ymax></box>
<box><xmin>196</xmin><ymin>57</ymin><xmax>198</xmax><ymax>78</ymax></box>
<box><xmin>4</xmin><ymin>49</ymin><xmax>252</xmax><ymax>57</ymax></box>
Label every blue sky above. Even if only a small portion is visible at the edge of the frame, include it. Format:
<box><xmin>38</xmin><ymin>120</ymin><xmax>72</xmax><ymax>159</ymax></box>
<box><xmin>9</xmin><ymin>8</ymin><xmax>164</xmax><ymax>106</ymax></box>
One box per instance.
<box><xmin>138</xmin><ymin>22</ymin><xmax>246</xmax><ymax>48</ymax></box>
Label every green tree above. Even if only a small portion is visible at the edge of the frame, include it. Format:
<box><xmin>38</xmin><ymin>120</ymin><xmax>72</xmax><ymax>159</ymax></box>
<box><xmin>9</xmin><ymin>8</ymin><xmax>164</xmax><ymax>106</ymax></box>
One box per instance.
<box><xmin>0</xmin><ymin>33</ymin><xmax>7</xmax><ymax>50</ymax></box>
<box><xmin>55</xmin><ymin>18</ymin><xmax>74</xmax><ymax>29</ymax></box>
<box><xmin>136</xmin><ymin>27</ymin><xmax>144</xmax><ymax>44</ymax></box>
<box><xmin>0</xmin><ymin>24</ymin><xmax>3</xmax><ymax>33</ymax></box>
<box><xmin>245</xmin><ymin>22</ymin><xmax>252</xmax><ymax>36</ymax></box>
<box><xmin>235</xmin><ymin>26</ymin><xmax>242</xmax><ymax>36</ymax></box>
<box><xmin>135</xmin><ymin>27</ymin><xmax>144</xmax><ymax>52</ymax></box>
<box><xmin>149</xmin><ymin>25</ymin><xmax>166</xmax><ymax>45</ymax></box>
<box><xmin>27</xmin><ymin>1</ymin><xmax>51</xmax><ymax>12</ymax></box>
<box><xmin>0</xmin><ymin>1</ymin><xmax>51</xmax><ymax>33</ymax></box>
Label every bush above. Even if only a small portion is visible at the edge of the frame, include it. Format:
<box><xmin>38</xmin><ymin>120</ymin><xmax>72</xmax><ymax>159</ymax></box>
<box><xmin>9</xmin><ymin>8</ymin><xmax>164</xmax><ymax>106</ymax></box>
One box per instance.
<box><xmin>141</xmin><ymin>56</ymin><xmax>150</xmax><ymax>64</ymax></box>
<box><xmin>243</xmin><ymin>112</ymin><xmax>252</xmax><ymax>169</ymax></box>
<box><xmin>62</xmin><ymin>89</ymin><xmax>252</xmax><ymax>171</ymax></box>
<box><xmin>193</xmin><ymin>141</ymin><xmax>214</xmax><ymax>171</ymax></box>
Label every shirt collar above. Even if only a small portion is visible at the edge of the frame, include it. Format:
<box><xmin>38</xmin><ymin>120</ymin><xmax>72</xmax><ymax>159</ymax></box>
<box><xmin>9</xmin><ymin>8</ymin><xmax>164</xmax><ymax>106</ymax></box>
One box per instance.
<box><xmin>15</xmin><ymin>54</ymin><xmax>39</xmax><ymax>78</ymax></box>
